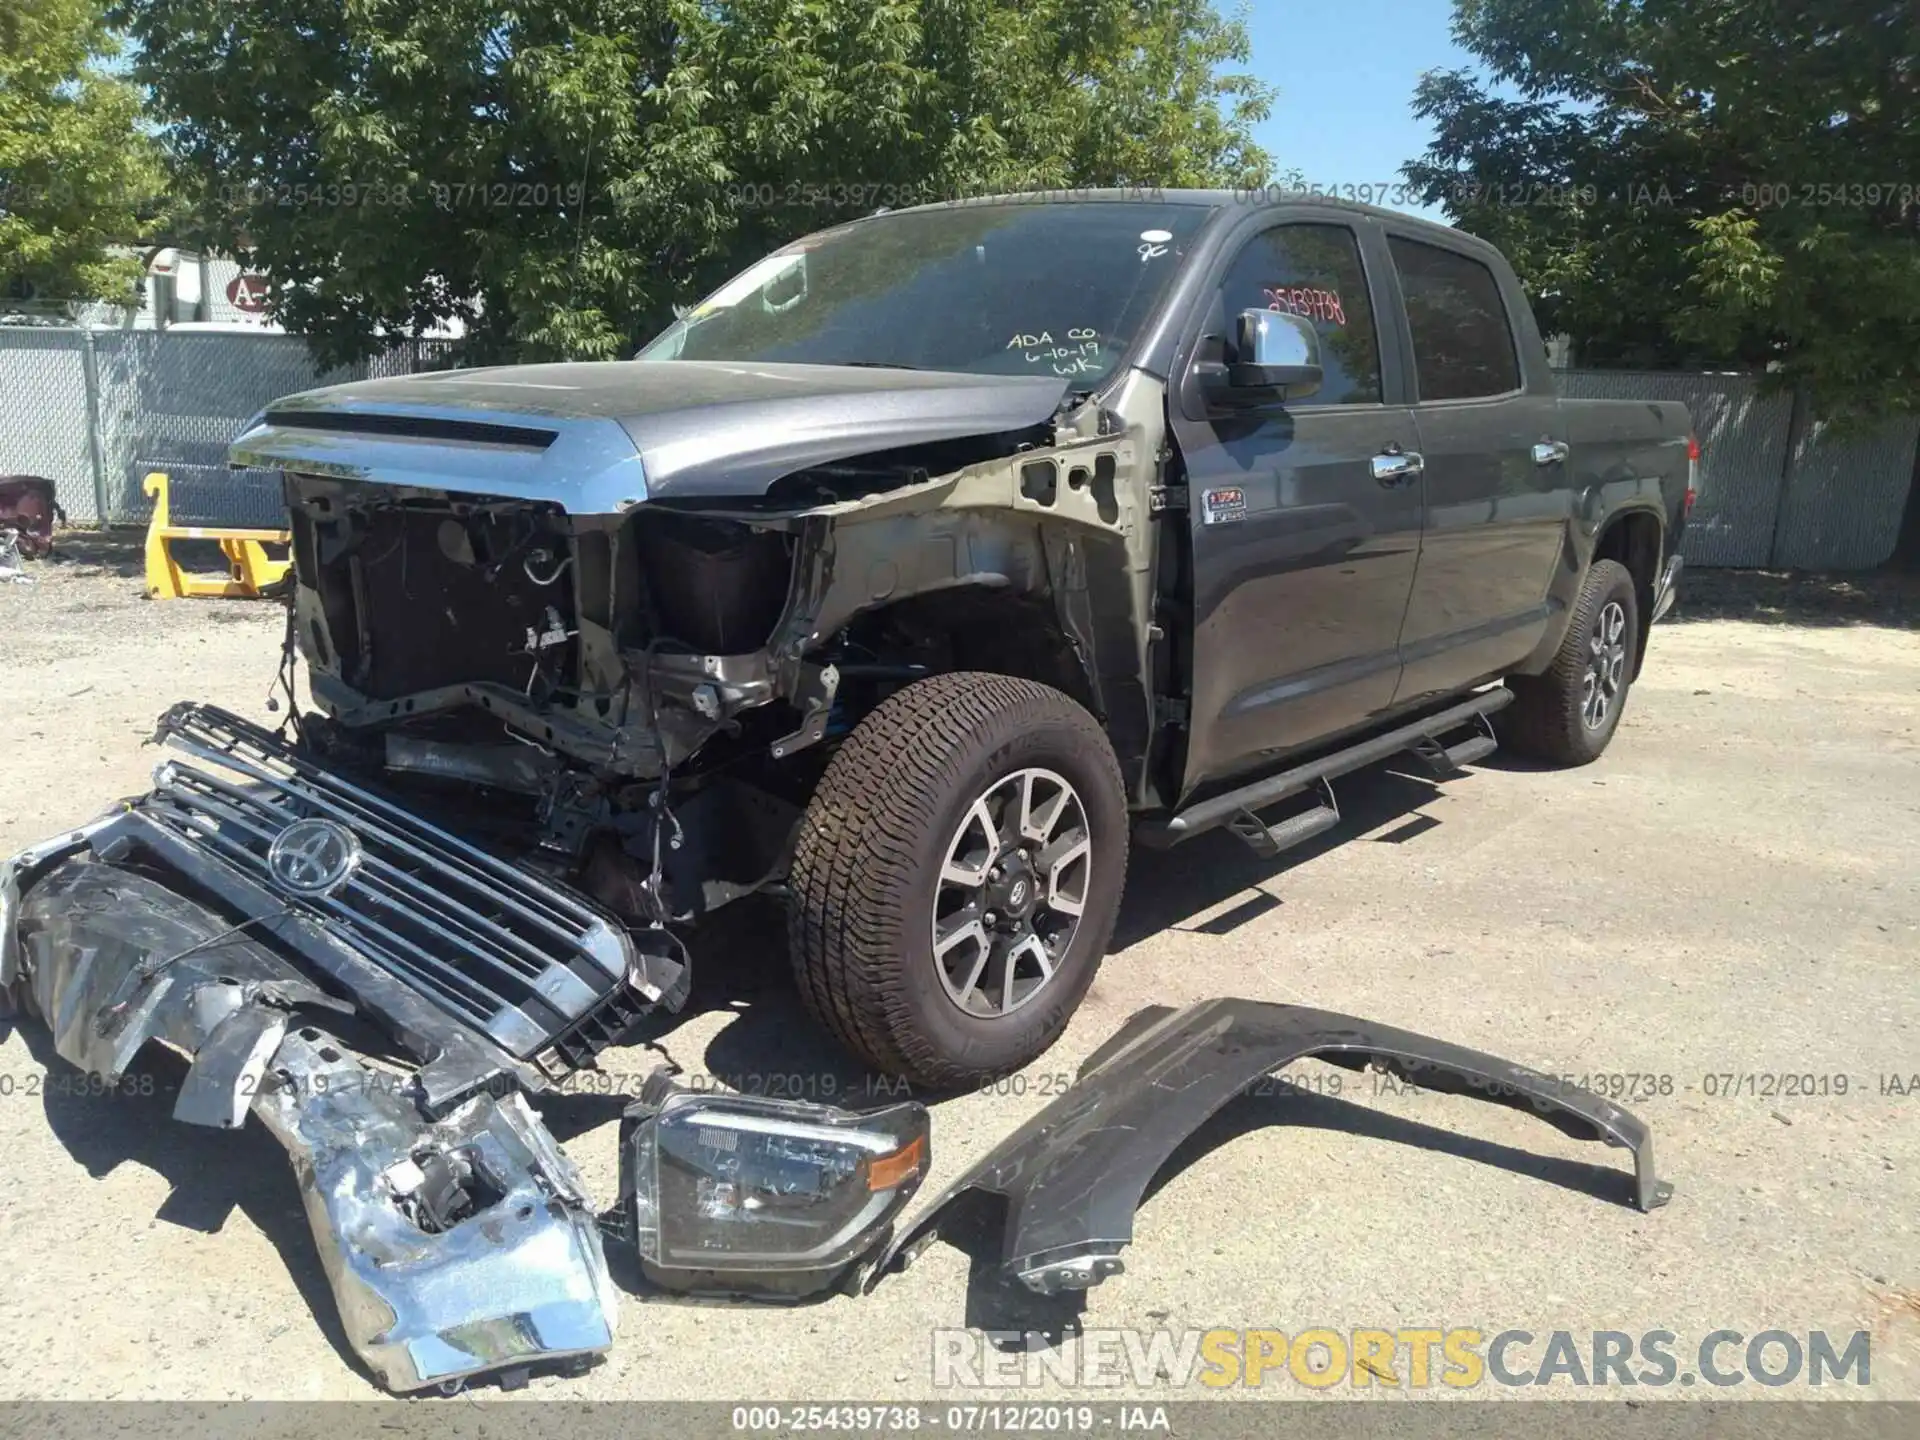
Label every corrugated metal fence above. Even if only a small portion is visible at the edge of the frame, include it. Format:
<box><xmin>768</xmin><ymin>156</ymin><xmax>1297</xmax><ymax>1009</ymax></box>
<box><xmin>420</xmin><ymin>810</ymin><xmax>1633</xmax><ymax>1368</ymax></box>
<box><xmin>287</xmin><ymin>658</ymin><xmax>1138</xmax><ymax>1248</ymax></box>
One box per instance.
<box><xmin>1556</xmin><ymin>369</ymin><xmax>1918</xmax><ymax>569</ymax></box>
<box><xmin>1</xmin><ymin>330</ymin><xmax>1914</xmax><ymax>567</ymax></box>
<box><xmin>0</xmin><ymin>327</ymin><xmax>452</xmax><ymax>527</ymax></box>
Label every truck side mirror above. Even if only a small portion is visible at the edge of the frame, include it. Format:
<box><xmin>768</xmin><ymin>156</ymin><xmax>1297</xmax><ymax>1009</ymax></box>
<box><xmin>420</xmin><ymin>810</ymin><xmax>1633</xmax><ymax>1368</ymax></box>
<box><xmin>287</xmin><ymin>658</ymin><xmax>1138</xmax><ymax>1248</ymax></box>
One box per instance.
<box><xmin>1230</xmin><ymin>309</ymin><xmax>1323</xmax><ymax>398</ymax></box>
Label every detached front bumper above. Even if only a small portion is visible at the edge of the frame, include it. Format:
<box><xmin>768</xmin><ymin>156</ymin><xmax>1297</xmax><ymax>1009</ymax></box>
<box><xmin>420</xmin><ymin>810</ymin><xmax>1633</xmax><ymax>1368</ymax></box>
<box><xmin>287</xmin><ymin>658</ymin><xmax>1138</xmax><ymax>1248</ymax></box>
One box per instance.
<box><xmin>4</xmin><ymin>848</ymin><xmax>620</xmax><ymax>1395</ymax></box>
<box><xmin>256</xmin><ymin>1029</ymin><xmax>616</xmax><ymax>1393</ymax></box>
<box><xmin>0</xmin><ymin>707</ymin><xmax>650</xmax><ymax>1394</ymax></box>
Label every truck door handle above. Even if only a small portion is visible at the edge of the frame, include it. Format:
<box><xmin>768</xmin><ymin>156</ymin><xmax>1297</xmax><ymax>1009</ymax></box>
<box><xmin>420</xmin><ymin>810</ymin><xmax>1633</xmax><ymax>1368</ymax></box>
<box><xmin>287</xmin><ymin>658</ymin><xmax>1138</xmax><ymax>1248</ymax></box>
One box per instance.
<box><xmin>1532</xmin><ymin>441</ymin><xmax>1571</xmax><ymax>466</ymax></box>
<box><xmin>1371</xmin><ymin>451</ymin><xmax>1424</xmax><ymax>486</ymax></box>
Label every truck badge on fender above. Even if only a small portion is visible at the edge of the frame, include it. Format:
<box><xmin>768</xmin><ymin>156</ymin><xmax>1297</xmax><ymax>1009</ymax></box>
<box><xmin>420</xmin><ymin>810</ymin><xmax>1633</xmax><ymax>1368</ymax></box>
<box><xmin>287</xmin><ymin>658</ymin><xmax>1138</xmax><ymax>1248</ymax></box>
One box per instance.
<box><xmin>1202</xmin><ymin>486</ymin><xmax>1247</xmax><ymax>525</ymax></box>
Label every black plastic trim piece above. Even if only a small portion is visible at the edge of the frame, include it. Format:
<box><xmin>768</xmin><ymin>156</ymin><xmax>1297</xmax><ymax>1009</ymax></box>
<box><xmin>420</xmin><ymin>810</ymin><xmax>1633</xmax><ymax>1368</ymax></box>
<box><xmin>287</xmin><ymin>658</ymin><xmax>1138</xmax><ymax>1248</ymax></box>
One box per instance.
<box><xmin>263</xmin><ymin>408</ymin><xmax>559</xmax><ymax>449</ymax></box>
<box><xmin>874</xmin><ymin>997</ymin><xmax>1672</xmax><ymax>1296</ymax></box>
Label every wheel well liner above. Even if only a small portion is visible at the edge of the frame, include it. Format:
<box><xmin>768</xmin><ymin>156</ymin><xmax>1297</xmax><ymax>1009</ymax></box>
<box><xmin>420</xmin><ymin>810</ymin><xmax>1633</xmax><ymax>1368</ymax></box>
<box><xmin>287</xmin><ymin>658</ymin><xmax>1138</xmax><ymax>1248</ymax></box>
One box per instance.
<box><xmin>801</xmin><ymin>509</ymin><xmax>1153</xmax><ymax>793</ymax></box>
<box><xmin>846</xmin><ymin>588</ymin><xmax>1097</xmax><ymax>710</ymax></box>
<box><xmin>1593</xmin><ymin>508</ymin><xmax>1663</xmax><ymax>678</ymax></box>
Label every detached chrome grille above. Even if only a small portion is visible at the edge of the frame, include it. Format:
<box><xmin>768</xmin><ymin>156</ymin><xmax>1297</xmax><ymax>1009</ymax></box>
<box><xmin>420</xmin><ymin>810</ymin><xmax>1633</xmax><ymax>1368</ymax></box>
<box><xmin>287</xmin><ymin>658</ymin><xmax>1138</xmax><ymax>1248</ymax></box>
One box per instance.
<box><xmin>142</xmin><ymin>704</ymin><xmax>636</xmax><ymax>1065</ymax></box>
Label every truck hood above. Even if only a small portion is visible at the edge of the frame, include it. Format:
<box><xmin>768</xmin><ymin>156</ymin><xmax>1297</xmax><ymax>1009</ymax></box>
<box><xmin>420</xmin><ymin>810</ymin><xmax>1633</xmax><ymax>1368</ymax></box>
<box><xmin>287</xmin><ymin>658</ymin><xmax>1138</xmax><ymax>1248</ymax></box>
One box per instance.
<box><xmin>229</xmin><ymin>359</ymin><xmax>1070</xmax><ymax>511</ymax></box>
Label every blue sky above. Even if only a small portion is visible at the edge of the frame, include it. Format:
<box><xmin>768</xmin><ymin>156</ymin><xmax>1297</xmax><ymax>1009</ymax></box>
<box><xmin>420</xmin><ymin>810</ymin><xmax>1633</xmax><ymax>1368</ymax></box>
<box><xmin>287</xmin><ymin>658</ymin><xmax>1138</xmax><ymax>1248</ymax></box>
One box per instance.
<box><xmin>1241</xmin><ymin>0</ymin><xmax>1476</xmax><ymax>220</ymax></box>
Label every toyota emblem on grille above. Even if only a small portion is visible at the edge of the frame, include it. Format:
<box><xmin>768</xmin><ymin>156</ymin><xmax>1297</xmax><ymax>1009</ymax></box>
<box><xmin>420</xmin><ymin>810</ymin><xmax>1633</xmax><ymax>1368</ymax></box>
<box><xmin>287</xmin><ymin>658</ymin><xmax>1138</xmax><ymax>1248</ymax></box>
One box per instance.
<box><xmin>266</xmin><ymin>818</ymin><xmax>362</xmax><ymax>897</ymax></box>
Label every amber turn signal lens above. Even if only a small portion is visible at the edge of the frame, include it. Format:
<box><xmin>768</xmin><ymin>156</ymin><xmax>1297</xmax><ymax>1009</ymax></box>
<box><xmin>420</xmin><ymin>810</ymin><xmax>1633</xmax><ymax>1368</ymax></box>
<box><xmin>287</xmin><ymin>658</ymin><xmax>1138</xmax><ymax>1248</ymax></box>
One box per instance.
<box><xmin>868</xmin><ymin>1135</ymin><xmax>927</xmax><ymax>1192</ymax></box>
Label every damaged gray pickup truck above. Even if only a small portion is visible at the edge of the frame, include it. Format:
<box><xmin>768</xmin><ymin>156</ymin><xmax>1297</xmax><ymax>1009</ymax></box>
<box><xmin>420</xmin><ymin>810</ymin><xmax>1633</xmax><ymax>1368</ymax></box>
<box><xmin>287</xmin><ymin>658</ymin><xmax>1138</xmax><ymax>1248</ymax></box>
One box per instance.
<box><xmin>1</xmin><ymin>192</ymin><xmax>1691</xmax><ymax>1390</ymax></box>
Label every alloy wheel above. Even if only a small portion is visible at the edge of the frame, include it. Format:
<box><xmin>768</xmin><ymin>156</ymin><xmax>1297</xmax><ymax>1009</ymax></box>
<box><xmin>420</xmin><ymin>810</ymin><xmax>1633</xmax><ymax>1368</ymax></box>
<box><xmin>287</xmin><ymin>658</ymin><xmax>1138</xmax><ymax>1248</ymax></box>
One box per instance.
<box><xmin>1582</xmin><ymin>599</ymin><xmax>1629</xmax><ymax>730</ymax></box>
<box><xmin>931</xmin><ymin>768</ymin><xmax>1091</xmax><ymax>1018</ymax></box>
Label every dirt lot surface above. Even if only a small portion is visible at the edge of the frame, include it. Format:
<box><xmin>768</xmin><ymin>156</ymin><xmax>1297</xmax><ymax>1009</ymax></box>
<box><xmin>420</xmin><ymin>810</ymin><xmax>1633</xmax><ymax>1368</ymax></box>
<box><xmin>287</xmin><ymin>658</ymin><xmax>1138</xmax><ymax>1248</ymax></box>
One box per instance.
<box><xmin>1</xmin><ymin>536</ymin><xmax>1916</xmax><ymax>1404</ymax></box>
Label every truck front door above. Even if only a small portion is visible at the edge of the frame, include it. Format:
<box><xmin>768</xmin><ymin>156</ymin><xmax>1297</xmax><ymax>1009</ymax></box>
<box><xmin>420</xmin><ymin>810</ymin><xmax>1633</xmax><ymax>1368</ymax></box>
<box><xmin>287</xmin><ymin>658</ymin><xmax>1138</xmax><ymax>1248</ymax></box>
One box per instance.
<box><xmin>1169</xmin><ymin>216</ymin><xmax>1422</xmax><ymax>799</ymax></box>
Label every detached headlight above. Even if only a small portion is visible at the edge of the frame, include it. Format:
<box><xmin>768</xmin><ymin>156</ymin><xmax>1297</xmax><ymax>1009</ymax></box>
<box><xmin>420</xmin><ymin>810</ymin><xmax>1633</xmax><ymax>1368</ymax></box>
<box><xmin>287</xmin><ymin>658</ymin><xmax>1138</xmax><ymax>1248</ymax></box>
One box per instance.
<box><xmin>615</xmin><ymin>1071</ymin><xmax>929</xmax><ymax>1299</ymax></box>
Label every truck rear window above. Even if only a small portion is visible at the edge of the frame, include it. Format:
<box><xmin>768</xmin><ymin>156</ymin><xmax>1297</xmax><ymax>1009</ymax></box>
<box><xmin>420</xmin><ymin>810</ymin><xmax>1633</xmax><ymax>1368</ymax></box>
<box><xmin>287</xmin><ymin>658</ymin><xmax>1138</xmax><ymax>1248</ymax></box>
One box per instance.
<box><xmin>1387</xmin><ymin>237</ymin><xmax>1521</xmax><ymax>401</ymax></box>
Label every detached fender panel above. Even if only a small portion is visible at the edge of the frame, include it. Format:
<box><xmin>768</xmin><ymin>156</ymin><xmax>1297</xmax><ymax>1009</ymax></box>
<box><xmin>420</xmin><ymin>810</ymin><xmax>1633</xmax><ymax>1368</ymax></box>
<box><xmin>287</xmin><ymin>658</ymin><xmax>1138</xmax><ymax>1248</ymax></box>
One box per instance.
<box><xmin>878</xmin><ymin>998</ymin><xmax>1672</xmax><ymax>1294</ymax></box>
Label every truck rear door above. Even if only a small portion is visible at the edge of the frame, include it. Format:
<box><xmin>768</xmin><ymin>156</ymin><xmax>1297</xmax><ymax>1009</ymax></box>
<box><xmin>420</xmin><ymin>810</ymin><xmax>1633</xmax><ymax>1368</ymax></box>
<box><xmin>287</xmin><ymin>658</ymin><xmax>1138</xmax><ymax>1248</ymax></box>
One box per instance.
<box><xmin>1381</xmin><ymin>230</ymin><xmax>1574</xmax><ymax>707</ymax></box>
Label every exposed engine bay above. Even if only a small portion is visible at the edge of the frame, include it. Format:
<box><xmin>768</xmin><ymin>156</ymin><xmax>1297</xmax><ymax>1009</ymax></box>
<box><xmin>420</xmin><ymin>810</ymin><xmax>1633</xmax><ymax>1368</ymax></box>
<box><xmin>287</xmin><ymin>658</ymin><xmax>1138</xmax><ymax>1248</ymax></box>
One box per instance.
<box><xmin>269</xmin><ymin>374</ymin><xmax>1171</xmax><ymax>933</ymax></box>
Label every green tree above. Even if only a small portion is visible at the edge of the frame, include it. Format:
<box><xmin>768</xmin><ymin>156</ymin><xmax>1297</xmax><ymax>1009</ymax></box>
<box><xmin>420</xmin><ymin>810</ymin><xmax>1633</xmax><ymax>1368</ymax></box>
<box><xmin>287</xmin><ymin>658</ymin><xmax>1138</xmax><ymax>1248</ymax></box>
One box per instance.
<box><xmin>1404</xmin><ymin>0</ymin><xmax>1920</xmax><ymax>425</ymax></box>
<box><xmin>120</xmin><ymin>0</ymin><xmax>1273</xmax><ymax>366</ymax></box>
<box><xmin>0</xmin><ymin>0</ymin><xmax>165</xmax><ymax>312</ymax></box>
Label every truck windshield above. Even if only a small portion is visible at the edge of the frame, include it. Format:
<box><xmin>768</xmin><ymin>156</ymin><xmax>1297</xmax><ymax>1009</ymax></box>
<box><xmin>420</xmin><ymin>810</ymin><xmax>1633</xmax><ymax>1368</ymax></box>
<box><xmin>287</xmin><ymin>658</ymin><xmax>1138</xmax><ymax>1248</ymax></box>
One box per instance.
<box><xmin>637</xmin><ymin>201</ymin><xmax>1214</xmax><ymax>387</ymax></box>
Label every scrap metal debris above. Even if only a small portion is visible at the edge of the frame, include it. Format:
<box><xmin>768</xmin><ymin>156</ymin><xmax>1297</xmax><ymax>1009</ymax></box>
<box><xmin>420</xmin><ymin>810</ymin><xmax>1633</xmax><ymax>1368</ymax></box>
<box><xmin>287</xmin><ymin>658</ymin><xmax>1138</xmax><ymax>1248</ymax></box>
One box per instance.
<box><xmin>0</xmin><ymin>475</ymin><xmax>60</xmax><ymax>562</ymax></box>
<box><xmin>0</xmin><ymin>529</ymin><xmax>26</xmax><ymax>583</ymax></box>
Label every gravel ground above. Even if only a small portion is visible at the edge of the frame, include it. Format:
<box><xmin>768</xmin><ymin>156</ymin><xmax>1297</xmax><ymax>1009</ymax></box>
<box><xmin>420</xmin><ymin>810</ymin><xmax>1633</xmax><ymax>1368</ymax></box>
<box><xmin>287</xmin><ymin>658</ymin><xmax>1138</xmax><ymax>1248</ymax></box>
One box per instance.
<box><xmin>1</xmin><ymin>535</ymin><xmax>1916</xmax><ymax>1405</ymax></box>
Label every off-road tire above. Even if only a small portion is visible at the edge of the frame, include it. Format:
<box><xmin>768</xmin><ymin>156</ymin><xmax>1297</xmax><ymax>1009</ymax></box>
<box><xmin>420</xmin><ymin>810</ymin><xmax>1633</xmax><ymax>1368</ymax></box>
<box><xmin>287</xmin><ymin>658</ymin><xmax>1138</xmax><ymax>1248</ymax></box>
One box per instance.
<box><xmin>787</xmin><ymin>672</ymin><xmax>1128</xmax><ymax>1089</ymax></box>
<box><xmin>1500</xmin><ymin>558</ymin><xmax>1640</xmax><ymax>766</ymax></box>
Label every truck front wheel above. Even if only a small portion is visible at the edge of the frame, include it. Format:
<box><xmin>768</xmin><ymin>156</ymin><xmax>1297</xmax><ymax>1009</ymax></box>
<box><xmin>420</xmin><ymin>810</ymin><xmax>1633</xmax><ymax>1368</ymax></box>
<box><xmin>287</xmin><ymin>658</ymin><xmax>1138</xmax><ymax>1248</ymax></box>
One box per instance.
<box><xmin>787</xmin><ymin>672</ymin><xmax>1128</xmax><ymax>1088</ymax></box>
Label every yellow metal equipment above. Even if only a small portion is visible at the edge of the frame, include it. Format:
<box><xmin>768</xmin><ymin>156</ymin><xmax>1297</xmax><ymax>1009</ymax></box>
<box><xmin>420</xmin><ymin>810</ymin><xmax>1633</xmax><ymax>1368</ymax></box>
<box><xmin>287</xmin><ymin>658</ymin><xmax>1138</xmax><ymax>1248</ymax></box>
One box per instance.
<box><xmin>142</xmin><ymin>470</ymin><xmax>292</xmax><ymax>600</ymax></box>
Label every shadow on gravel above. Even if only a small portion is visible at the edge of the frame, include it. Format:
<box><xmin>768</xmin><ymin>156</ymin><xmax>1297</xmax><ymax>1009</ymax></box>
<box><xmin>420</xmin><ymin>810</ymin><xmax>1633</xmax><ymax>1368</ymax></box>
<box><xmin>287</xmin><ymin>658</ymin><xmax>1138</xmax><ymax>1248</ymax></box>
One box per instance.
<box><xmin>619</xmin><ymin>761</ymin><xmax>1463</xmax><ymax>1119</ymax></box>
<box><xmin>589</xmin><ymin>896</ymin><xmax>923</xmax><ymax>1114</ymax></box>
<box><xmin>40</xmin><ymin>525</ymin><xmax>257</xmax><ymax>590</ymax></box>
<box><xmin>1669</xmin><ymin>566</ymin><xmax>1920</xmax><ymax>629</ymax></box>
<box><xmin>1470</xmin><ymin>748</ymin><xmax>1572</xmax><ymax>775</ymax></box>
<box><xmin>593</xmin><ymin>759</ymin><xmax>1468</xmax><ymax>1124</ymax></box>
<box><xmin>1147</xmin><ymin>1085</ymin><xmax>1642</xmax><ymax>1214</ymax></box>
<box><xmin>1112</xmin><ymin>762</ymin><xmax>1450</xmax><ymax>949</ymax></box>
<box><xmin>15</xmin><ymin>1019</ymin><xmax>359</xmax><ymax>1376</ymax></box>
<box><xmin>38</xmin><ymin>527</ymin><xmax>146</xmax><ymax>578</ymax></box>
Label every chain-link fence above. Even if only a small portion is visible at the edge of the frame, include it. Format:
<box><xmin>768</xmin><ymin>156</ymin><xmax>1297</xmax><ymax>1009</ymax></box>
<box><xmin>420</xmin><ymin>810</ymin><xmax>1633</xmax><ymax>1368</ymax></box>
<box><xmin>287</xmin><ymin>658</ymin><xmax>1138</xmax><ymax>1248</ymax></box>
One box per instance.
<box><xmin>1554</xmin><ymin>369</ymin><xmax>1796</xmax><ymax>568</ymax></box>
<box><xmin>0</xmin><ymin>328</ymin><xmax>101</xmax><ymax>522</ymax></box>
<box><xmin>0</xmin><ymin>328</ymin><xmax>453</xmax><ymax>527</ymax></box>
<box><xmin>1</xmin><ymin>330</ymin><xmax>1914</xmax><ymax>566</ymax></box>
<box><xmin>1773</xmin><ymin>406</ymin><xmax>1920</xmax><ymax>571</ymax></box>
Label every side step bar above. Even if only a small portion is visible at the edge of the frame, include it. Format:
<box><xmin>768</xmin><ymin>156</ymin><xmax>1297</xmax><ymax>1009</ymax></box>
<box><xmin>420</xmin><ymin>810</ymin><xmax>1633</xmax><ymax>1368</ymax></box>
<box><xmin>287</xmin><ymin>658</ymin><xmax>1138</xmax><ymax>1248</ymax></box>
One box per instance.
<box><xmin>1408</xmin><ymin>712</ymin><xmax>1499</xmax><ymax>775</ymax></box>
<box><xmin>1136</xmin><ymin>686</ymin><xmax>1513</xmax><ymax>854</ymax></box>
<box><xmin>1223</xmin><ymin>777</ymin><xmax>1341</xmax><ymax>860</ymax></box>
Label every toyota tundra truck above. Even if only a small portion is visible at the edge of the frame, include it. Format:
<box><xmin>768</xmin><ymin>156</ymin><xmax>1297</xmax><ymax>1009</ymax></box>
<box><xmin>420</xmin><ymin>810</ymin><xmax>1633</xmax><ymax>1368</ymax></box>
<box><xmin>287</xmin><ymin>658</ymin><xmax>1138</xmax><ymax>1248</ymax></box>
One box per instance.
<box><xmin>4</xmin><ymin>191</ymin><xmax>1692</xmax><ymax>1116</ymax></box>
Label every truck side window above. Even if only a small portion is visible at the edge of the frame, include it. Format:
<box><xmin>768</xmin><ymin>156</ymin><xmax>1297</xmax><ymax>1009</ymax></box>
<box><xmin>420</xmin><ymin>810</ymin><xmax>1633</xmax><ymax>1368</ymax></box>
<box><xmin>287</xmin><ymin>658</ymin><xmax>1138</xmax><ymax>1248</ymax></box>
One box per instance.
<box><xmin>1387</xmin><ymin>237</ymin><xmax>1521</xmax><ymax>401</ymax></box>
<box><xmin>1217</xmin><ymin>223</ymin><xmax>1380</xmax><ymax>405</ymax></box>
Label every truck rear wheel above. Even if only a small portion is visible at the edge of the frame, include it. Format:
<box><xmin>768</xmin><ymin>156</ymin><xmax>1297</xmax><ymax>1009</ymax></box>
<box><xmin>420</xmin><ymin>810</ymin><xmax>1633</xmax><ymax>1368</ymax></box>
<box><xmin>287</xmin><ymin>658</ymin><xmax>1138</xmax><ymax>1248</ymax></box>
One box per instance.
<box><xmin>787</xmin><ymin>672</ymin><xmax>1128</xmax><ymax>1089</ymax></box>
<box><xmin>1501</xmin><ymin>558</ymin><xmax>1640</xmax><ymax>766</ymax></box>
